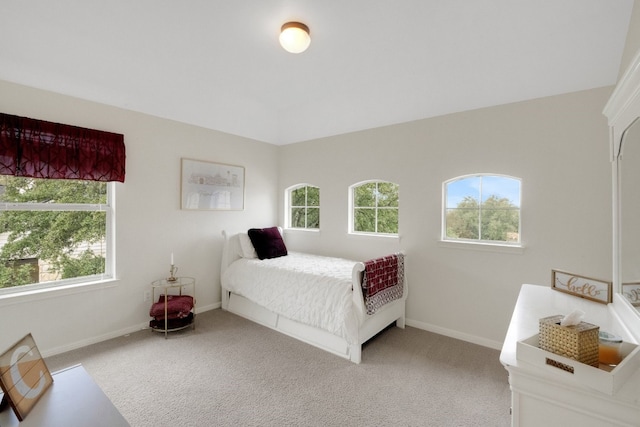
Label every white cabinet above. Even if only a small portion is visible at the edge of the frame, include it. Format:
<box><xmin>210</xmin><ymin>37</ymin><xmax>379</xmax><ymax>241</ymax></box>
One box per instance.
<box><xmin>500</xmin><ymin>285</ymin><xmax>640</xmax><ymax>427</ymax></box>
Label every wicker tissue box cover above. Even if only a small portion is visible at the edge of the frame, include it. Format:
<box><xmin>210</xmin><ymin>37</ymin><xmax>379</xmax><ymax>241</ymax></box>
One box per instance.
<box><xmin>538</xmin><ymin>315</ymin><xmax>600</xmax><ymax>367</ymax></box>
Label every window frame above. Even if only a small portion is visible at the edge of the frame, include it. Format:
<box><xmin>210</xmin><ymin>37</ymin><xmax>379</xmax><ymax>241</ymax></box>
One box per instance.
<box><xmin>349</xmin><ymin>180</ymin><xmax>399</xmax><ymax>237</ymax></box>
<box><xmin>442</xmin><ymin>173</ymin><xmax>521</xmax><ymax>247</ymax></box>
<box><xmin>0</xmin><ymin>180</ymin><xmax>115</xmax><ymax>296</ymax></box>
<box><xmin>284</xmin><ymin>183</ymin><xmax>320</xmax><ymax>231</ymax></box>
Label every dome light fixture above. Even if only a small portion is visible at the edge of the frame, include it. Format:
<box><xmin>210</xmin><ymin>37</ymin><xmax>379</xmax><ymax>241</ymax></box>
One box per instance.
<box><xmin>279</xmin><ymin>21</ymin><xmax>311</xmax><ymax>54</ymax></box>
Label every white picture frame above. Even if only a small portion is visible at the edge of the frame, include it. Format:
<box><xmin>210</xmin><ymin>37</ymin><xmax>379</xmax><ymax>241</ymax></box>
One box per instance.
<box><xmin>180</xmin><ymin>158</ymin><xmax>245</xmax><ymax>211</ymax></box>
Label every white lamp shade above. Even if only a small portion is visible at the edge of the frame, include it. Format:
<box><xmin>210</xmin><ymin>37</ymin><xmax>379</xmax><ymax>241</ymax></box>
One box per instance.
<box><xmin>279</xmin><ymin>22</ymin><xmax>310</xmax><ymax>54</ymax></box>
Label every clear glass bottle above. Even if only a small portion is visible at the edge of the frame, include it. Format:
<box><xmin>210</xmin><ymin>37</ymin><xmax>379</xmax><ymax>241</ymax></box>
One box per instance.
<box><xmin>599</xmin><ymin>331</ymin><xmax>623</xmax><ymax>366</ymax></box>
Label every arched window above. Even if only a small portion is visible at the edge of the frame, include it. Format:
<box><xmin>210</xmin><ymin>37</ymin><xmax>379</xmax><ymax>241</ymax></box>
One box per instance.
<box><xmin>286</xmin><ymin>184</ymin><xmax>320</xmax><ymax>230</ymax></box>
<box><xmin>444</xmin><ymin>174</ymin><xmax>521</xmax><ymax>244</ymax></box>
<box><xmin>350</xmin><ymin>180</ymin><xmax>399</xmax><ymax>235</ymax></box>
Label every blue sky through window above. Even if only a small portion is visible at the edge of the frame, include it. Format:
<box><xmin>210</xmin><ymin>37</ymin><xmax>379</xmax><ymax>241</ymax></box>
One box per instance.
<box><xmin>446</xmin><ymin>175</ymin><xmax>520</xmax><ymax>208</ymax></box>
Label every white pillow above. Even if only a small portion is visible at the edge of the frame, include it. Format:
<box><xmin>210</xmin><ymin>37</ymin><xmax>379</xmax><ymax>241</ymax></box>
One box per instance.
<box><xmin>238</xmin><ymin>233</ymin><xmax>257</xmax><ymax>259</ymax></box>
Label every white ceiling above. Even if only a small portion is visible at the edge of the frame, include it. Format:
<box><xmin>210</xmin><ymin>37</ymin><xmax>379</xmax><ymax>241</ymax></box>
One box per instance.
<box><xmin>0</xmin><ymin>1</ymin><xmax>634</xmax><ymax>145</ymax></box>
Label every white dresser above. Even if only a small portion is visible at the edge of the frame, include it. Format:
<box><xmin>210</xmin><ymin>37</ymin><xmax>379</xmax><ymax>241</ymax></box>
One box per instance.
<box><xmin>500</xmin><ymin>284</ymin><xmax>640</xmax><ymax>426</ymax></box>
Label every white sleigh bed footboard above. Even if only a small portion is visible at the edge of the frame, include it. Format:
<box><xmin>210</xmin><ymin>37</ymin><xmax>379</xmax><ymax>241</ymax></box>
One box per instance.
<box><xmin>220</xmin><ymin>230</ymin><xmax>407</xmax><ymax>364</ymax></box>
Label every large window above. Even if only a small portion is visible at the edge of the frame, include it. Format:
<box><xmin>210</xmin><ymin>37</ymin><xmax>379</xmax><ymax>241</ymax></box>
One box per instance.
<box><xmin>286</xmin><ymin>184</ymin><xmax>320</xmax><ymax>230</ymax></box>
<box><xmin>444</xmin><ymin>174</ymin><xmax>521</xmax><ymax>244</ymax></box>
<box><xmin>0</xmin><ymin>176</ymin><xmax>113</xmax><ymax>293</ymax></box>
<box><xmin>350</xmin><ymin>180</ymin><xmax>399</xmax><ymax>235</ymax></box>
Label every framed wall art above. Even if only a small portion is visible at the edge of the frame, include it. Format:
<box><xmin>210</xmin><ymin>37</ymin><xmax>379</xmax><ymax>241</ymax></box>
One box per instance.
<box><xmin>0</xmin><ymin>333</ymin><xmax>53</xmax><ymax>421</ymax></box>
<box><xmin>181</xmin><ymin>158</ymin><xmax>245</xmax><ymax>211</ymax></box>
<box><xmin>551</xmin><ymin>269</ymin><xmax>612</xmax><ymax>304</ymax></box>
<box><xmin>622</xmin><ymin>282</ymin><xmax>640</xmax><ymax>306</ymax></box>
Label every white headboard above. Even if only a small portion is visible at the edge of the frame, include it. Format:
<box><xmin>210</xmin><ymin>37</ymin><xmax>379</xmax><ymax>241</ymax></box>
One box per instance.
<box><xmin>220</xmin><ymin>230</ymin><xmax>242</xmax><ymax>276</ymax></box>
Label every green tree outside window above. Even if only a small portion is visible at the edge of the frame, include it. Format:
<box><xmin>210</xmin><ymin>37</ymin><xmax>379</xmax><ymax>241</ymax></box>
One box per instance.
<box><xmin>352</xmin><ymin>181</ymin><xmax>399</xmax><ymax>234</ymax></box>
<box><xmin>289</xmin><ymin>185</ymin><xmax>320</xmax><ymax>229</ymax></box>
<box><xmin>445</xmin><ymin>175</ymin><xmax>520</xmax><ymax>243</ymax></box>
<box><xmin>0</xmin><ymin>176</ymin><xmax>108</xmax><ymax>289</ymax></box>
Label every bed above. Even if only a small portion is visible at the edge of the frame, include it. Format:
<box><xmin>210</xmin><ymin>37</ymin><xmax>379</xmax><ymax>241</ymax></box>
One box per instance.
<box><xmin>220</xmin><ymin>227</ymin><xmax>407</xmax><ymax>363</ymax></box>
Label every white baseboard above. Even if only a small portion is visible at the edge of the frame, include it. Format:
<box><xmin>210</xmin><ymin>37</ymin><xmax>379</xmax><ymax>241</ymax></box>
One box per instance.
<box><xmin>43</xmin><ymin>303</ymin><xmax>221</xmax><ymax>358</ymax></box>
<box><xmin>43</xmin><ymin>323</ymin><xmax>149</xmax><ymax>358</ymax></box>
<box><xmin>406</xmin><ymin>318</ymin><xmax>503</xmax><ymax>351</ymax></box>
<box><xmin>195</xmin><ymin>302</ymin><xmax>220</xmax><ymax>313</ymax></box>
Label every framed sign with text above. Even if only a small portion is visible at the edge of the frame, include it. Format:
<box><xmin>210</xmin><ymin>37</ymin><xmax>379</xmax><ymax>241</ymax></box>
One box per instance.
<box><xmin>0</xmin><ymin>333</ymin><xmax>53</xmax><ymax>421</ymax></box>
<box><xmin>551</xmin><ymin>269</ymin><xmax>612</xmax><ymax>304</ymax></box>
<box><xmin>622</xmin><ymin>282</ymin><xmax>640</xmax><ymax>306</ymax></box>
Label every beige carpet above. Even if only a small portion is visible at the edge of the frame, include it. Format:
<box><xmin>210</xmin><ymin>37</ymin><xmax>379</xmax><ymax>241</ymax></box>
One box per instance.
<box><xmin>46</xmin><ymin>309</ymin><xmax>511</xmax><ymax>427</ymax></box>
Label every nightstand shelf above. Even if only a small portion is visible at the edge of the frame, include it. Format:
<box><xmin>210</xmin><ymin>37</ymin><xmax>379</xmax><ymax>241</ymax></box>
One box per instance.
<box><xmin>149</xmin><ymin>277</ymin><xmax>196</xmax><ymax>338</ymax></box>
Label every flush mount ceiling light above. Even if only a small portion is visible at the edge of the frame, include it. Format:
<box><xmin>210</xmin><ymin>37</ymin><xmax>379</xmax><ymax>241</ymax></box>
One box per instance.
<box><xmin>279</xmin><ymin>22</ymin><xmax>310</xmax><ymax>54</ymax></box>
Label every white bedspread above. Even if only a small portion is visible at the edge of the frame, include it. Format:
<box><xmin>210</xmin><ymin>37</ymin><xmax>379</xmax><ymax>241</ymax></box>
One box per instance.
<box><xmin>221</xmin><ymin>252</ymin><xmax>361</xmax><ymax>343</ymax></box>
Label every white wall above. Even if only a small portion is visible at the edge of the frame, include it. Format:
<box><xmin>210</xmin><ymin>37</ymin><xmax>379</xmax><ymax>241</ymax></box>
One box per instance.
<box><xmin>619</xmin><ymin>0</ymin><xmax>640</xmax><ymax>78</ymax></box>
<box><xmin>0</xmin><ymin>80</ymin><xmax>279</xmax><ymax>356</ymax></box>
<box><xmin>278</xmin><ymin>87</ymin><xmax>614</xmax><ymax>348</ymax></box>
<box><xmin>0</xmin><ymin>84</ymin><xmax>619</xmax><ymax>355</ymax></box>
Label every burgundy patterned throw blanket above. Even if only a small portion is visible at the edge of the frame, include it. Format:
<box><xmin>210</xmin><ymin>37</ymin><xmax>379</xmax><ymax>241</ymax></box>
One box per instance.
<box><xmin>362</xmin><ymin>253</ymin><xmax>405</xmax><ymax>315</ymax></box>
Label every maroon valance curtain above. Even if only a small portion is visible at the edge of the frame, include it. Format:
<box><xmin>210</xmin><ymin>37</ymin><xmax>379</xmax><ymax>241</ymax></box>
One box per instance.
<box><xmin>0</xmin><ymin>113</ymin><xmax>126</xmax><ymax>182</ymax></box>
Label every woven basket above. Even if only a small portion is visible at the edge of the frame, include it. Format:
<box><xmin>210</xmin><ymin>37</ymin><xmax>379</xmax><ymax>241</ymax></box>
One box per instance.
<box><xmin>538</xmin><ymin>315</ymin><xmax>599</xmax><ymax>367</ymax></box>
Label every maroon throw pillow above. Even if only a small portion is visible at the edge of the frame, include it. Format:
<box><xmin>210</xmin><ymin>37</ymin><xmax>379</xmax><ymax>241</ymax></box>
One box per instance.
<box><xmin>247</xmin><ymin>227</ymin><xmax>288</xmax><ymax>260</ymax></box>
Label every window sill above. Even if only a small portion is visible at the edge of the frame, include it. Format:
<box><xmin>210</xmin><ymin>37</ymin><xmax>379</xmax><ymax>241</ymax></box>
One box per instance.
<box><xmin>438</xmin><ymin>239</ymin><xmax>525</xmax><ymax>254</ymax></box>
<box><xmin>348</xmin><ymin>232</ymin><xmax>400</xmax><ymax>240</ymax></box>
<box><xmin>0</xmin><ymin>278</ymin><xmax>120</xmax><ymax>307</ymax></box>
<box><xmin>283</xmin><ymin>228</ymin><xmax>320</xmax><ymax>233</ymax></box>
